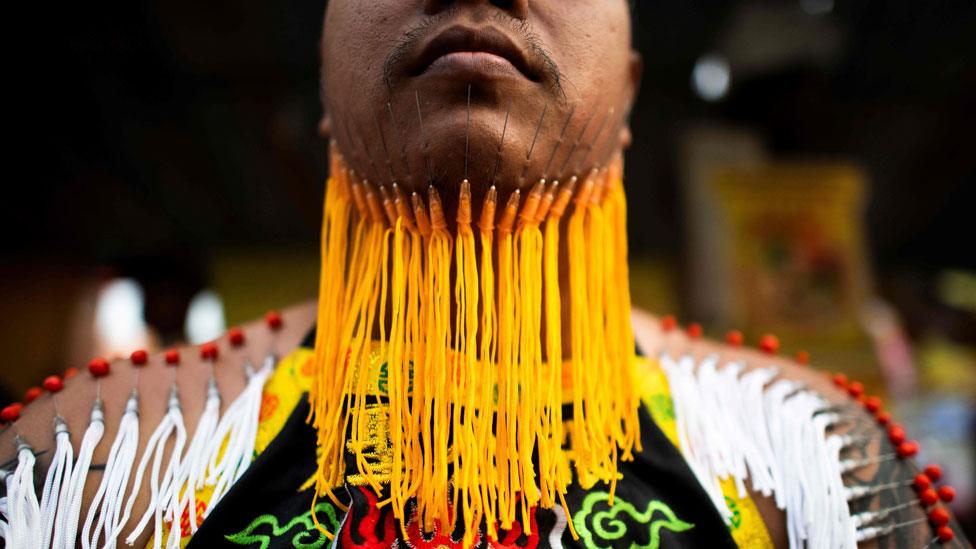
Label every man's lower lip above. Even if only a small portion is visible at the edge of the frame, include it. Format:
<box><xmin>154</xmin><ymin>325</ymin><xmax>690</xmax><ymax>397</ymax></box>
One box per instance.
<box><xmin>421</xmin><ymin>51</ymin><xmax>526</xmax><ymax>80</ymax></box>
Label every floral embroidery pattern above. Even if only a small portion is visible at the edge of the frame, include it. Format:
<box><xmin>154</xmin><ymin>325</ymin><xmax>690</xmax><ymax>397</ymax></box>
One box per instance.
<box><xmin>259</xmin><ymin>394</ymin><xmax>280</xmax><ymax>423</ymax></box>
<box><xmin>177</xmin><ymin>499</ymin><xmax>207</xmax><ymax>538</ymax></box>
<box><xmin>572</xmin><ymin>491</ymin><xmax>694</xmax><ymax>549</ymax></box>
<box><xmin>224</xmin><ymin>502</ymin><xmax>340</xmax><ymax>549</ymax></box>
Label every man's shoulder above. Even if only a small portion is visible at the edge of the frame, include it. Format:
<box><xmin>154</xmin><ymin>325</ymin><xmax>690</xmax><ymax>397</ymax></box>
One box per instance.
<box><xmin>0</xmin><ymin>299</ymin><xmax>317</xmax><ymax>547</ymax></box>
<box><xmin>1</xmin><ymin>301</ymin><xmax>312</xmax><ymax>463</ymax></box>
<box><xmin>629</xmin><ymin>306</ymin><xmax>965</xmax><ymax>548</ymax></box>
<box><xmin>631</xmin><ymin>307</ymin><xmax>846</xmax><ymax>401</ymax></box>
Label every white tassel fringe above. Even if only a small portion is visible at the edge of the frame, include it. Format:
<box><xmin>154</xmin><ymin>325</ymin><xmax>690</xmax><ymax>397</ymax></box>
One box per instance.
<box><xmin>82</xmin><ymin>390</ymin><xmax>139</xmax><ymax>549</ymax></box>
<box><xmin>122</xmin><ymin>385</ymin><xmax>186</xmax><ymax>547</ymax></box>
<box><xmin>61</xmin><ymin>398</ymin><xmax>105</xmax><ymax>548</ymax></box>
<box><xmin>40</xmin><ymin>417</ymin><xmax>73</xmax><ymax>549</ymax></box>
<box><xmin>201</xmin><ymin>355</ymin><xmax>274</xmax><ymax>515</ymax></box>
<box><xmin>169</xmin><ymin>376</ymin><xmax>219</xmax><ymax>537</ymax></box>
<box><xmin>660</xmin><ymin>351</ymin><xmax>859</xmax><ymax>549</ymax></box>
<box><xmin>6</xmin><ymin>437</ymin><xmax>41</xmax><ymax>549</ymax></box>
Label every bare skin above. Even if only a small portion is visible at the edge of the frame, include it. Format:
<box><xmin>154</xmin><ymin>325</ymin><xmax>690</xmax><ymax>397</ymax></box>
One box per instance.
<box><xmin>2</xmin><ymin>0</ymin><xmax>966</xmax><ymax>547</ymax></box>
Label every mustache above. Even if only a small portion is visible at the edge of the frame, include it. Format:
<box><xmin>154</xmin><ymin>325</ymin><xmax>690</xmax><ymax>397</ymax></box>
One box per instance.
<box><xmin>383</xmin><ymin>9</ymin><xmax>565</xmax><ymax>99</ymax></box>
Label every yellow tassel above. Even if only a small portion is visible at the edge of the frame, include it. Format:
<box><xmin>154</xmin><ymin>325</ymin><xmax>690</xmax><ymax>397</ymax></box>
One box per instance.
<box><xmin>477</xmin><ymin>185</ymin><xmax>499</xmax><ymax>540</ymax></box>
<box><xmin>454</xmin><ymin>179</ymin><xmax>481</xmax><ymax>546</ymax></box>
<box><xmin>387</xmin><ymin>215</ymin><xmax>409</xmax><ymax>515</ymax></box>
<box><xmin>514</xmin><ymin>179</ymin><xmax>545</xmax><ymax>532</ymax></box>
<box><xmin>308</xmin><ymin>150</ymin><xmax>639</xmax><ymax>539</ymax></box>
<box><xmin>495</xmin><ymin>188</ymin><xmax>520</xmax><ymax>530</ymax></box>
<box><xmin>543</xmin><ymin>176</ymin><xmax>575</xmax><ymax>505</ymax></box>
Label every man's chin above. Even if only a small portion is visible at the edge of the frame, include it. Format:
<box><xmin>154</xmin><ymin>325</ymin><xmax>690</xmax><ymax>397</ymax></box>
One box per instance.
<box><xmin>334</xmin><ymin>82</ymin><xmax>573</xmax><ymax>202</ymax></box>
<box><xmin>386</xmin><ymin>111</ymin><xmax>536</xmax><ymax>190</ymax></box>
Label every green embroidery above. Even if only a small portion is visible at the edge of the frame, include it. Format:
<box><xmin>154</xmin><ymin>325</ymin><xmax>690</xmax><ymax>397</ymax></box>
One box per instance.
<box><xmin>573</xmin><ymin>491</ymin><xmax>694</xmax><ymax>549</ymax></box>
<box><xmin>644</xmin><ymin>394</ymin><xmax>675</xmax><ymax>423</ymax></box>
<box><xmin>724</xmin><ymin>495</ymin><xmax>742</xmax><ymax>530</ymax></box>
<box><xmin>376</xmin><ymin>361</ymin><xmax>414</xmax><ymax>395</ymax></box>
<box><xmin>225</xmin><ymin>502</ymin><xmax>341</xmax><ymax>549</ymax></box>
<box><xmin>377</xmin><ymin>362</ymin><xmax>388</xmax><ymax>394</ymax></box>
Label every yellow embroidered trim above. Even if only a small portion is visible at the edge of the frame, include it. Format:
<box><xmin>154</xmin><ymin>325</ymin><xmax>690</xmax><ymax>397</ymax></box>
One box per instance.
<box><xmin>151</xmin><ymin>347</ymin><xmax>772</xmax><ymax>548</ymax></box>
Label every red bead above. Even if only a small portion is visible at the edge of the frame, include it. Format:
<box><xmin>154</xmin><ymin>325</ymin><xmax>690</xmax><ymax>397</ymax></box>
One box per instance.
<box><xmin>832</xmin><ymin>373</ymin><xmax>848</xmax><ymax>388</ymax></box>
<box><xmin>725</xmin><ymin>330</ymin><xmax>744</xmax><ymax>347</ymax></box>
<box><xmin>924</xmin><ymin>464</ymin><xmax>943</xmax><ymax>482</ymax></box>
<box><xmin>265</xmin><ymin>310</ymin><xmax>283</xmax><ymax>331</ymax></box>
<box><xmin>929</xmin><ymin>507</ymin><xmax>950</xmax><ymax>527</ymax></box>
<box><xmin>64</xmin><ymin>367</ymin><xmax>80</xmax><ymax>380</ymax></box>
<box><xmin>759</xmin><ymin>334</ymin><xmax>780</xmax><ymax>354</ymax></box>
<box><xmin>0</xmin><ymin>404</ymin><xmax>20</xmax><ymax>422</ymax></box>
<box><xmin>847</xmin><ymin>381</ymin><xmax>864</xmax><ymax>398</ymax></box>
<box><xmin>921</xmin><ymin>488</ymin><xmax>939</xmax><ymax>506</ymax></box>
<box><xmin>24</xmin><ymin>387</ymin><xmax>43</xmax><ymax>404</ymax></box>
<box><xmin>661</xmin><ymin>315</ymin><xmax>677</xmax><ymax>332</ymax></box>
<box><xmin>897</xmin><ymin>440</ymin><xmax>919</xmax><ymax>459</ymax></box>
<box><xmin>914</xmin><ymin>473</ymin><xmax>932</xmax><ymax>492</ymax></box>
<box><xmin>795</xmin><ymin>350</ymin><xmax>810</xmax><ymax>365</ymax></box>
<box><xmin>130</xmin><ymin>349</ymin><xmax>148</xmax><ymax>366</ymax></box>
<box><xmin>887</xmin><ymin>425</ymin><xmax>906</xmax><ymax>445</ymax></box>
<box><xmin>687</xmin><ymin>323</ymin><xmax>703</xmax><ymax>339</ymax></box>
<box><xmin>165</xmin><ymin>349</ymin><xmax>180</xmax><ymax>366</ymax></box>
<box><xmin>228</xmin><ymin>327</ymin><xmax>246</xmax><ymax>347</ymax></box>
<box><xmin>874</xmin><ymin>410</ymin><xmax>891</xmax><ymax>426</ymax></box>
<box><xmin>937</xmin><ymin>526</ymin><xmax>954</xmax><ymax>543</ymax></box>
<box><xmin>88</xmin><ymin>357</ymin><xmax>111</xmax><ymax>377</ymax></box>
<box><xmin>938</xmin><ymin>486</ymin><xmax>955</xmax><ymax>503</ymax></box>
<box><xmin>863</xmin><ymin>396</ymin><xmax>882</xmax><ymax>413</ymax></box>
<box><xmin>43</xmin><ymin>375</ymin><xmax>64</xmax><ymax>393</ymax></box>
<box><xmin>200</xmin><ymin>342</ymin><xmax>219</xmax><ymax>361</ymax></box>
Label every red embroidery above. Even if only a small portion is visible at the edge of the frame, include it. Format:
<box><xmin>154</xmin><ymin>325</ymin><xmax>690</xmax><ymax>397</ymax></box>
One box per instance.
<box><xmin>340</xmin><ymin>487</ymin><xmax>397</xmax><ymax>548</ymax></box>
<box><xmin>404</xmin><ymin>508</ymin><xmax>477</xmax><ymax>549</ymax></box>
<box><xmin>338</xmin><ymin>486</ymin><xmax>540</xmax><ymax>548</ymax></box>
<box><xmin>177</xmin><ymin>499</ymin><xmax>208</xmax><ymax>538</ymax></box>
<box><xmin>493</xmin><ymin>507</ymin><xmax>539</xmax><ymax>549</ymax></box>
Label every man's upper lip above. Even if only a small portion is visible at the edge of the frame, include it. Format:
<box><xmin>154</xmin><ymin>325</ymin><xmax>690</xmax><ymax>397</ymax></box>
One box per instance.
<box><xmin>409</xmin><ymin>25</ymin><xmax>540</xmax><ymax>81</ymax></box>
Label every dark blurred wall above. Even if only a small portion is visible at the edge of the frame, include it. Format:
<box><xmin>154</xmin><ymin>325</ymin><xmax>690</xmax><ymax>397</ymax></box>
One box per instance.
<box><xmin>3</xmin><ymin>0</ymin><xmax>974</xmax><ymax>318</ymax></box>
<box><xmin>625</xmin><ymin>1</ymin><xmax>975</xmax><ymax>272</ymax></box>
<box><xmin>5</xmin><ymin>1</ymin><xmax>975</xmax><ymax>267</ymax></box>
<box><xmin>6</xmin><ymin>1</ymin><xmax>327</xmax><ymax>266</ymax></box>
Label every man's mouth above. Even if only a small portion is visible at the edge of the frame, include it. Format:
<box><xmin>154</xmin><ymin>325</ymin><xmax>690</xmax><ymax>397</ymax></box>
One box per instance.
<box><xmin>408</xmin><ymin>25</ymin><xmax>542</xmax><ymax>82</ymax></box>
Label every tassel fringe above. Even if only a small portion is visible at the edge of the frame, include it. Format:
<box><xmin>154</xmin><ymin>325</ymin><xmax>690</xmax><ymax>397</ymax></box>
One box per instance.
<box><xmin>202</xmin><ymin>354</ymin><xmax>274</xmax><ymax>515</ymax></box>
<box><xmin>39</xmin><ymin>417</ymin><xmax>73</xmax><ymax>549</ymax></box>
<box><xmin>122</xmin><ymin>385</ymin><xmax>186</xmax><ymax>547</ymax></box>
<box><xmin>62</xmin><ymin>399</ymin><xmax>105</xmax><ymax>548</ymax></box>
<box><xmin>6</xmin><ymin>437</ymin><xmax>41</xmax><ymax>548</ymax></box>
<box><xmin>82</xmin><ymin>391</ymin><xmax>139</xmax><ymax>549</ymax></box>
<box><xmin>658</xmin><ymin>351</ymin><xmax>857</xmax><ymax>549</ymax></box>
<box><xmin>170</xmin><ymin>376</ymin><xmax>219</xmax><ymax>536</ymax></box>
<box><xmin>308</xmin><ymin>146</ymin><xmax>640</xmax><ymax>539</ymax></box>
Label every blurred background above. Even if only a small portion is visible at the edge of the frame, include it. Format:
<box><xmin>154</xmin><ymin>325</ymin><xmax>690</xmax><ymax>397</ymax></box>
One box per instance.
<box><xmin>3</xmin><ymin>0</ymin><xmax>974</xmax><ymax>536</ymax></box>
